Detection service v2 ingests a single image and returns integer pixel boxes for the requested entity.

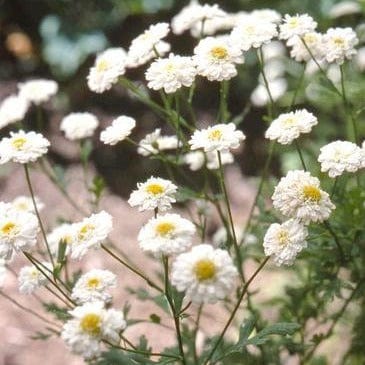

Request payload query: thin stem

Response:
[218,80,229,123]
[331,176,338,198]
[24,164,54,267]
[217,151,244,282]
[162,256,187,365]
[289,64,305,110]
[203,257,270,365]
[193,304,203,365]
[101,244,163,293]
[294,139,307,171]
[323,221,345,262]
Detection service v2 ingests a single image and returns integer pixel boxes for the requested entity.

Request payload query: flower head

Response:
[11,195,44,213]
[18,262,52,294]
[18,79,58,105]
[0,95,29,129]
[60,112,99,140]
[100,115,136,145]
[279,14,317,40]
[171,244,238,303]
[47,223,75,258]
[288,31,324,62]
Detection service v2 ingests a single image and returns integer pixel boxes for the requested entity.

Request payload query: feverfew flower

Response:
[322,27,358,64]
[137,129,181,156]
[263,219,308,266]
[171,244,238,304]
[87,48,127,93]
[184,151,205,171]
[265,109,318,145]
[70,211,113,260]
[60,112,99,140]
[318,140,364,178]
[193,37,244,81]
[100,116,136,145]
[230,15,278,51]
[272,170,335,224]
[128,177,177,212]
[287,32,324,62]
[18,262,52,294]
[61,302,126,359]
[47,223,75,258]
[189,123,245,153]
[251,78,287,107]
[18,79,58,105]
[145,54,197,94]
[171,2,226,36]
[71,269,117,304]
[0,130,50,164]
[127,23,170,68]
[0,95,29,129]
[11,195,44,213]
[206,150,234,169]
[0,204,39,259]
[138,213,196,256]
[279,14,317,40]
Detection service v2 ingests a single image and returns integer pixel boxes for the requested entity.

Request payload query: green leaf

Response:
[80,139,93,164]
[149,313,161,324]
[89,175,105,200]
[42,302,70,321]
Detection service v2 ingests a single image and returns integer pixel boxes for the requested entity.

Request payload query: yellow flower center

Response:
[11,137,27,150]
[208,129,223,141]
[87,277,100,289]
[210,46,228,60]
[245,25,255,35]
[277,230,289,246]
[333,37,345,46]
[78,224,95,241]
[283,117,296,126]
[288,18,299,28]
[80,313,101,336]
[96,59,109,72]
[1,222,17,235]
[304,33,316,44]
[155,222,175,236]
[302,185,321,202]
[194,259,216,281]
[165,63,175,72]
[145,183,164,195]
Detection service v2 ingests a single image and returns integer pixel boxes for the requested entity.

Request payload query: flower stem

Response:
[294,139,307,171]
[323,221,345,262]
[218,80,229,123]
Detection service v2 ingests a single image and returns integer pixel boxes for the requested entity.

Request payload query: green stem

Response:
[218,80,229,123]
[323,221,345,262]
[289,64,305,110]
[294,139,307,171]
[203,257,270,365]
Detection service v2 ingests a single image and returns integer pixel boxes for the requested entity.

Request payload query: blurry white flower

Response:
[171,244,238,304]
[87,48,127,93]
[70,211,113,260]
[279,14,317,40]
[47,223,74,258]
[11,195,44,213]
[265,109,318,145]
[18,262,52,294]
[100,115,136,145]
[318,140,365,178]
[261,41,286,60]
[329,1,361,18]
[18,79,58,105]
[128,176,177,212]
[190,13,237,38]
[272,170,335,224]
[193,36,244,81]
[288,32,324,62]
[250,9,282,24]
[355,46,365,71]
[206,150,234,169]
[322,27,358,64]
[0,95,29,129]
[0,130,50,164]
[61,302,126,359]
[250,78,287,107]
[60,112,99,140]
[138,213,195,256]
[145,53,197,94]
[212,225,257,247]
[263,219,308,266]
[184,151,205,171]
[189,123,245,153]
[71,269,117,304]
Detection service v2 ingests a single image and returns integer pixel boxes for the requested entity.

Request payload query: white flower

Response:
[61,302,126,359]
[138,213,195,256]
[47,223,75,258]
[87,48,127,93]
[70,211,113,260]
[250,78,287,107]
[0,130,50,164]
[206,150,234,169]
[100,115,136,145]
[18,262,52,294]
[272,170,335,224]
[137,129,181,156]
[212,225,257,247]
[265,109,318,144]
[171,244,238,304]
[184,151,205,171]
[279,14,317,40]
[0,95,29,129]
[322,27,358,64]
[193,36,244,81]
[11,195,44,213]
[145,53,197,94]
[71,269,117,304]
[171,1,226,36]
[287,32,324,62]
[318,140,365,178]
[250,9,282,24]
[263,219,308,266]
[127,23,170,68]
[0,204,39,259]
[329,1,361,18]
[189,123,245,153]
[18,79,58,105]
[60,112,99,140]
[128,176,177,212]
[190,13,237,38]
[230,15,278,51]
